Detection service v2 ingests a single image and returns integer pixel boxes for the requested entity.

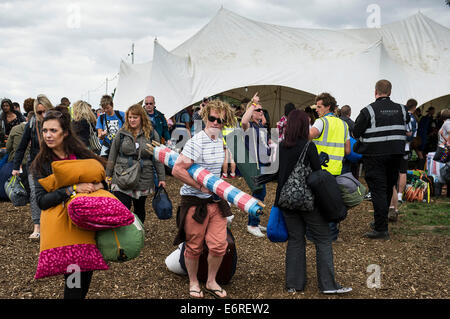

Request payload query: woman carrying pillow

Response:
[31,106,108,299]
[106,104,166,224]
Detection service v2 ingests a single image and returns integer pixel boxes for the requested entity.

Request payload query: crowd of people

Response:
[1,79,449,299]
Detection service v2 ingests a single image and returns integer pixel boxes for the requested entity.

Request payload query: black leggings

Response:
[113,191,148,223]
[64,271,93,299]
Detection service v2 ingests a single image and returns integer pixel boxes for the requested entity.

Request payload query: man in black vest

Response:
[354,80,409,239]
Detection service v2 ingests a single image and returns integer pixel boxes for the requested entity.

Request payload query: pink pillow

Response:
[68,190,134,231]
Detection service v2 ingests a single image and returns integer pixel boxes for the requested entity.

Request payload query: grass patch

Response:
[394,197,450,236]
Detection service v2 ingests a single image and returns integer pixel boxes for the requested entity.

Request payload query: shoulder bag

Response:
[278,141,315,211]
[114,134,143,190]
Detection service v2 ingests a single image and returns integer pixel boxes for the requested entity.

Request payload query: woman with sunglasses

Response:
[240,92,272,238]
[12,94,53,239]
[31,106,108,299]
[106,104,166,224]
[172,99,235,299]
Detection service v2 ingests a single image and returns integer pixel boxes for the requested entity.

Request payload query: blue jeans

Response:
[248,185,266,226]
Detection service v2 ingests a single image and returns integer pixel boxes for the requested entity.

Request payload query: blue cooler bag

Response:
[152,187,173,220]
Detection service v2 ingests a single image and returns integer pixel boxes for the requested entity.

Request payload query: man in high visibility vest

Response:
[309,93,351,242]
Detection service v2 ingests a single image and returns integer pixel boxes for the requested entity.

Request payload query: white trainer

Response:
[247,226,265,237]
[322,287,352,294]
[258,225,267,232]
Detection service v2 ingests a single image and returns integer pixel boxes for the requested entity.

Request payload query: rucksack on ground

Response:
[336,172,367,208]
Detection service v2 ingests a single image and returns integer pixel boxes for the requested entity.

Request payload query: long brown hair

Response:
[123,104,153,139]
[31,106,106,177]
[283,110,310,148]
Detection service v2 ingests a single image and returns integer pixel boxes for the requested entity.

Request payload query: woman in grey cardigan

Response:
[106,104,166,223]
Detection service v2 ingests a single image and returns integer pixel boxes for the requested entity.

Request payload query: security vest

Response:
[222,117,238,146]
[313,115,348,176]
[354,97,407,156]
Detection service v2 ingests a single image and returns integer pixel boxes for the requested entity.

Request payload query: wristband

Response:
[73,184,77,192]
[252,103,258,107]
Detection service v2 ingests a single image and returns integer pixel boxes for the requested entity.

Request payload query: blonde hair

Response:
[33,94,53,120]
[200,99,237,127]
[124,104,153,139]
[72,100,97,124]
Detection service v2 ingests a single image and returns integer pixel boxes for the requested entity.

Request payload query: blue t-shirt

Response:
[96,111,125,146]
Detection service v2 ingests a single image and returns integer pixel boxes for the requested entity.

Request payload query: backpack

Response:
[336,172,367,208]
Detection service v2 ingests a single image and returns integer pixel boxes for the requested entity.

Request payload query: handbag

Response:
[278,141,315,211]
[433,146,450,163]
[267,206,288,242]
[152,187,173,220]
[114,137,143,190]
[89,123,102,154]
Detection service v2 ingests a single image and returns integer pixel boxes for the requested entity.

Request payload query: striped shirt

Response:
[180,130,225,198]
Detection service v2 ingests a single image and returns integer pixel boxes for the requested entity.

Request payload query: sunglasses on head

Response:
[208,115,224,124]
[43,110,63,118]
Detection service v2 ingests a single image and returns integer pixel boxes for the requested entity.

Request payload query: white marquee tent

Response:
[113,8,450,122]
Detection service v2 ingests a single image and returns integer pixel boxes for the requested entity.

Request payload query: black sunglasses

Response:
[36,110,45,115]
[254,108,264,113]
[145,102,154,105]
[208,115,223,124]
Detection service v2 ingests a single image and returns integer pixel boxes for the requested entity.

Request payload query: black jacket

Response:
[353,97,409,156]
[13,116,41,170]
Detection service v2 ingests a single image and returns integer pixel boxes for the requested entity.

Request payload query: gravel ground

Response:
[0,175,449,300]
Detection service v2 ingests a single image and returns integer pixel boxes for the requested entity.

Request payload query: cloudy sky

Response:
[1,0,449,109]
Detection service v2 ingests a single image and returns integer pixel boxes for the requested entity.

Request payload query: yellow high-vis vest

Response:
[313,115,348,176]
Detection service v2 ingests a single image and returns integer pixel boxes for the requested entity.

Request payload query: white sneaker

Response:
[322,287,352,294]
[258,225,267,232]
[247,226,265,237]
